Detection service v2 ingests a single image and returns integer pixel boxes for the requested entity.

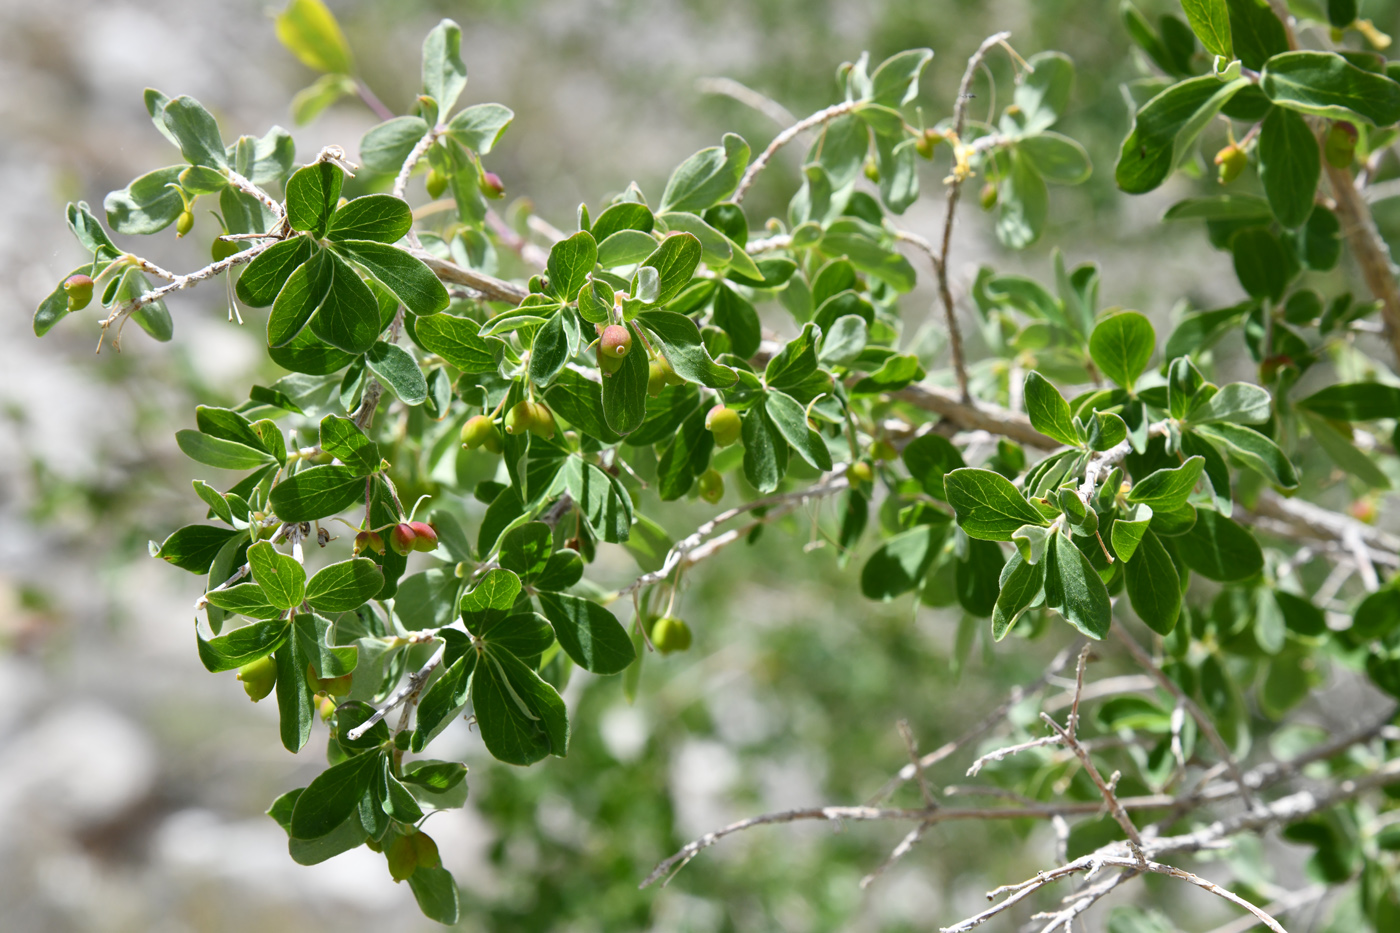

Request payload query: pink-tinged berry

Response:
[391,523,417,556]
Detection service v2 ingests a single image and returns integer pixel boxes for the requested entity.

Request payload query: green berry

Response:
[479,170,505,199]
[651,616,692,654]
[63,274,94,312]
[353,530,385,555]
[597,343,624,375]
[426,166,448,199]
[211,237,241,262]
[528,402,557,439]
[848,461,873,486]
[412,832,441,869]
[1214,144,1247,185]
[461,414,501,451]
[979,182,997,211]
[863,158,880,183]
[237,655,278,702]
[705,405,742,447]
[697,469,724,504]
[504,400,534,435]
[176,210,195,238]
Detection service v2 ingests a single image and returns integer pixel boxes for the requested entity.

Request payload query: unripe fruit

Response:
[391,523,418,557]
[871,439,898,462]
[647,360,668,397]
[528,402,556,439]
[386,833,418,882]
[505,400,534,435]
[411,831,441,869]
[979,182,998,211]
[1214,144,1247,185]
[353,530,385,556]
[597,344,624,375]
[63,274,94,312]
[321,673,353,697]
[697,468,724,503]
[461,414,502,452]
[316,694,337,721]
[409,521,439,553]
[914,130,938,159]
[425,166,448,199]
[600,324,632,359]
[848,461,874,485]
[1325,121,1359,169]
[863,158,880,183]
[705,405,742,447]
[651,616,692,654]
[176,210,195,238]
[479,171,505,199]
[211,237,241,262]
[237,655,277,702]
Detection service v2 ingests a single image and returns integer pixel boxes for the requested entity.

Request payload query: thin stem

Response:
[732,99,861,205]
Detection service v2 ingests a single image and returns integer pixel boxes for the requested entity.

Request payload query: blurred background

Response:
[3,0,1398,931]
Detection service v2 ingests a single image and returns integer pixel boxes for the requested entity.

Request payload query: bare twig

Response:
[1040,711,1146,861]
[1201,885,1326,933]
[935,31,1010,402]
[695,76,799,128]
[345,642,446,740]
[733,100,861,205]
[1326,159,1400,368]
[409,247,530,304]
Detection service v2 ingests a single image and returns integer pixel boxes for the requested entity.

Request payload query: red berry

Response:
[391,523,417,556]
[409,521,439,552]
[63,274,94,312]
[600,324,632,359]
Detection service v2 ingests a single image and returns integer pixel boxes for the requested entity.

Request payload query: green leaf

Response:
[1014,51,1076,132]
[267,247,332,347]
[1182,0,1233,59]
[460,568,522,625]
[1116,76,1249,193]
[1226,0,1289,70]
[326,195,412,244]
[445,103,515,155]
[1089,312,1155,392]
[861,526,945,600]
[655,406,712,500]
[1298,382,1400,420]
[819,314,868,366]
[1044,532,1112,639]
[1127,456,1205,511]
[236,237,314,308]
[660,134,750,214]
[176,430,276,471]
[274,627,315,752]
[290,72,356,125]
[161,95,227,169]
[1187,382,1273,424]
[1303,413,1390,489]
[104,166,185,235]
[1110,503,1154,562]
[995,148,1049,249]
[1261,50,1400,125]
[275,0,352,75]
[415,313,499,373]
[1163,194,1273,221]
[958,537,1007,618]
[556,458,633,544]
[542,368,622,445]
[870,48,933,107]
[269,464,366,522]
[764,390,833,472]
[359,116,429,174]
[601,323,649,435]
[637,311,738,388]
[1258,106,1320,229]
[395,569,462,632]
[1124,530,1181,635]
[116,268,174,342]
[305,559,384,612]
[309,252,383,354]
[247,541,307,611]
[365,341,428,406]
[421,19,468,113]
[537,592,634,675]
[206,582,282,621]
[319,415,380,475]
[712,283,761,359]
[473,646,569,765]
[742,404,787,494]
[286,162,344,237]
[154,525,242,574]
[527,311,569,389]
[903,434,965,499]
[333,239,450,317]
[197,619,290,672]
[1018,133,1092,185]
[819,220,917,292]
[290,752,383,841]
[637,233,703,306]
[1024,371,1081,447]
[1195,423,1299,488]
[1179,510,1262,581]
[545,231,598,303]
[992,551,1045,640]
[944,468,1051,541]
[408,867,461,924]
[499,522,552,579]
